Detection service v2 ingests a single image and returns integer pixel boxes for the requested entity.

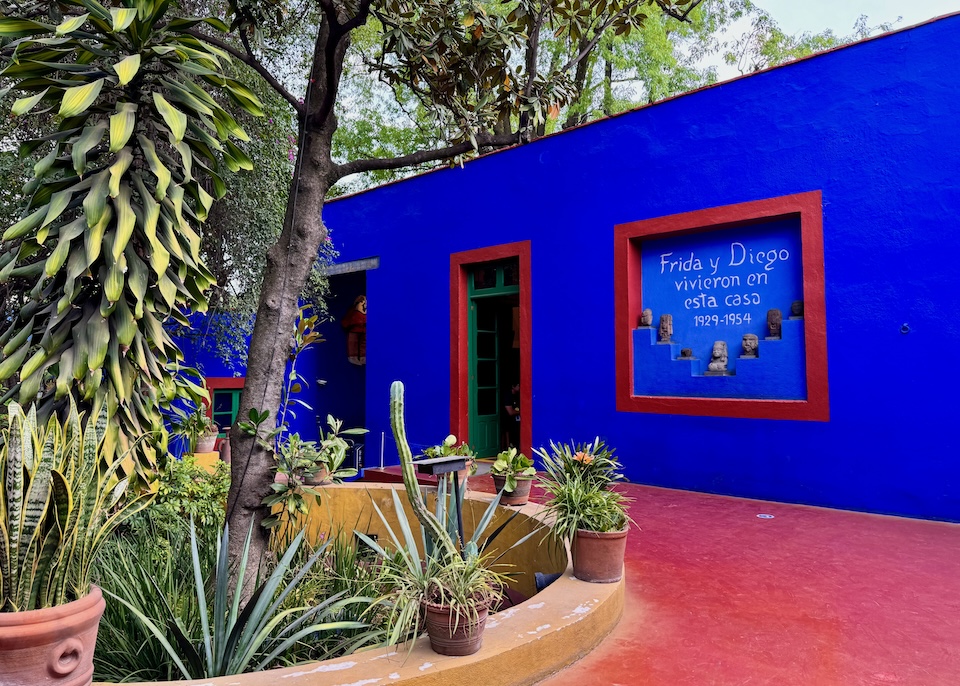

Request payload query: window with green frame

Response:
[211,388,242,436]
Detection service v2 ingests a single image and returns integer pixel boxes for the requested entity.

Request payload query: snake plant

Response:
[0,399,152,611]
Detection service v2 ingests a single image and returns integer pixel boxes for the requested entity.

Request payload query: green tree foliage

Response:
[724,7,898,75]
[0,1,261,475]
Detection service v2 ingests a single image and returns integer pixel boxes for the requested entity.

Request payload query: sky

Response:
[751,0,960,35]
[709,0,960,79]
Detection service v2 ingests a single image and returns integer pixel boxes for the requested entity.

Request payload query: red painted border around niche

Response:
[451,241,533,456]
[614,191,829,422]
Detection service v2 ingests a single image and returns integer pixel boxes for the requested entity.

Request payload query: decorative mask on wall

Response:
[341,295,367,365]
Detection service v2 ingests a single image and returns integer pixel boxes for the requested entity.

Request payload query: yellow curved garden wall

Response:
[279,483,566,599]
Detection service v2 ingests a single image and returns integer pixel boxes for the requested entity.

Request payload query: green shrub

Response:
[152,453,230,531]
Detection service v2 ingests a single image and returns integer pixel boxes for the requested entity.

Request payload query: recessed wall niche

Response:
[614,192,829,421]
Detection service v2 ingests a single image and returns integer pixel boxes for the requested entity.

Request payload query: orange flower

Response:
[573,451,593,465]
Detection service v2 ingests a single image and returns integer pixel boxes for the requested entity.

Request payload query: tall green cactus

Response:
[389,381,457,561]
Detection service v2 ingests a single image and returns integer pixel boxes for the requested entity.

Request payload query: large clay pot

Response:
[422,599,490,656]
[196,433,219,453]
[492,475,534,506]
[572,527,629,583]
[0,585,105,686]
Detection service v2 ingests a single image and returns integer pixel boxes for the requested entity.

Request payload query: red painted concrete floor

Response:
[361,469,960,685]
[534,483,960,686]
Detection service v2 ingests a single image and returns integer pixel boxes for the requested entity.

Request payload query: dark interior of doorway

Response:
[473,293,520,457]
[316,270,366,471]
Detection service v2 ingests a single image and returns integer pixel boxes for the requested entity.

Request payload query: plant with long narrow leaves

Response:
[536,438,633,543]
[103,519,373,678]
[93,511,214,682]
[0,0,261,477]
[354,381,540,645]
[0,398,152,611]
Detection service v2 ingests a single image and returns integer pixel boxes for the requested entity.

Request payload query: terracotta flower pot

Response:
[492,474,534,506]
[196,434,219,453]
[304,465,331,486]
[573,527,629,583]
[0,585,105,686]
[422,599,490,656]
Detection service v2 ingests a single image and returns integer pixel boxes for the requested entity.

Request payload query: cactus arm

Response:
[389,381,457,560]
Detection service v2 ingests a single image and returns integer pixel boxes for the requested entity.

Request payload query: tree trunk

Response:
[603,58,614,116]
[225,129,335,589]
[225,6,349,599]
[562,39,593,130]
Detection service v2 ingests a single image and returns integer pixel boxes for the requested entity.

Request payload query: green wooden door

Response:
[467,260,519,457]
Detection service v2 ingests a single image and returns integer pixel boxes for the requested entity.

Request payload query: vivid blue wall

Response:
[321,17,960,520]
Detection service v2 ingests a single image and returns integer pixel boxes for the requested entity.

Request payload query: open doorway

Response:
[316,263,371,472]
[451,243,531,458]
[469,262,520,457]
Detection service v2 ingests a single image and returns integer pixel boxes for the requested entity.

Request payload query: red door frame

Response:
[451,241,532,456]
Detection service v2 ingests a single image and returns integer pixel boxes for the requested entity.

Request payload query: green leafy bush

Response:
[151,453,230,532]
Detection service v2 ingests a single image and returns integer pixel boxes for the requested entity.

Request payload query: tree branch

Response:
[560,1,644,75]
[333,132,519,180]
[654,0,706,23]
[341,0,373,33]
[185,28,305,116]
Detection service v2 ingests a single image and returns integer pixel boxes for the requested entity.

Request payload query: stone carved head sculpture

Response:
[680,348,693,359]
[707,341,728,372]
[639,308,653,327]
[658,314,673,342]
[767,309,782,338]
[742,334,759,356]
[791,300,804,317]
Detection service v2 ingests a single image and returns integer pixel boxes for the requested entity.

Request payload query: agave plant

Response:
[0,1,261,474]
[0,398,151,612]
[354,381,540,646]
[104,520,374,678]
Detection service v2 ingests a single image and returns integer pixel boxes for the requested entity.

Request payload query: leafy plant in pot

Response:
[0,401,151,686]
[535,438,633,583]
[254,415,365,531]
[490,448,536,506]
[171,403,219,454]
[355,381,536,656]
[423,433,475,489]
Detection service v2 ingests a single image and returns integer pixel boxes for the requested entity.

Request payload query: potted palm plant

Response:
[535,438,632,583]
[490,448,537,506]
[0,400,151,686]
[356,382,533,656]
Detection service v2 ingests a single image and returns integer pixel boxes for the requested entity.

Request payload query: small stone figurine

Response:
[658,314,673,343]
[741,334,759,358]
[790,300,804,319]
[680,348,694,359]
[766,309,782,339]
[706,341,729,374]
[638,308,654,328]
